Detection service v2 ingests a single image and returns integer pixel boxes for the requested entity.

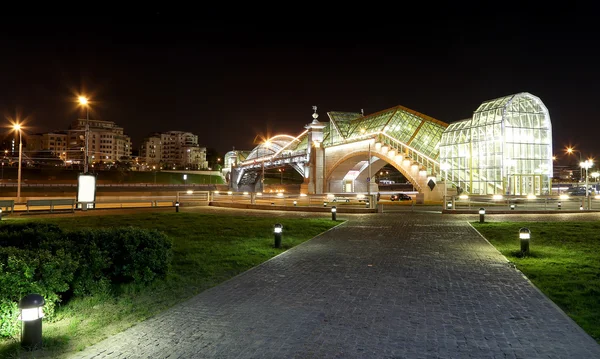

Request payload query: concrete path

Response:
[69,211,600,358]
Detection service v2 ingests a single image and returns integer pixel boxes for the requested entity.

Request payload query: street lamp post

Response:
[78,96,90,173]
[14,124,22,203]
[581,160,593,209]
[566,147,583,182]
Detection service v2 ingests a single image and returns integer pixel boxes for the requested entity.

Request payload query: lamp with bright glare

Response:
[13,124,23,203]
[331,205,337,221]
[479,207,485,223]
[519,227,531,255]
[273,223,283,248]
[580,159,593,209]
[78,96,90,173]
[18,293,45,350]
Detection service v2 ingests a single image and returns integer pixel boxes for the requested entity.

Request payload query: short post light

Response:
[446,201,452,209]
[323,201,327,207]
[18,293,45,350]
[557,201,561,210]
[0,208,3,220]
[510,203,515,210]
[293,200,297,207]
[365,201,370,208]
[175,201,180,212]
[519,227,531,256]
[479,207,485,223]
[331,206,337,221]
[273,223,283,248]
[580,202,584,211]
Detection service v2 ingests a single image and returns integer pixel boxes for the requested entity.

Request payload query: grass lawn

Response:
[0,212,341,358]
[472,221,600,343]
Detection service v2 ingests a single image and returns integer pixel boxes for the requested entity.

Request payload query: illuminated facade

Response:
[139,131,208,169]
[439,92,552,195]
[69,119,132,164]
[232,92,552,198]
[26,132,68,161]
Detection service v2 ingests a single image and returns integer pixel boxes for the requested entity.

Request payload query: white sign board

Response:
[77,174,97,209]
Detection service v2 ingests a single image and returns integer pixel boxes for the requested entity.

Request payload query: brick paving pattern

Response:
[69,210,600,358]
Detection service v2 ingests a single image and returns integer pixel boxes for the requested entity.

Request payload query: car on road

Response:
[390,193,412,201]
[332,197,350,203]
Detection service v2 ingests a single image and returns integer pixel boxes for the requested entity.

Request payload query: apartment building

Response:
[68,119,132,164]
[25,131,69,160]
[139,131,208,169]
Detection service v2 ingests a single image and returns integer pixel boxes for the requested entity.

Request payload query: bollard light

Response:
[323,201,328,207]
[0,208,2,220]
[510,204,515,210]
[293,200,297,207]
[331,206,337,221]
[175,201,180,212]
[446,202,452,209]
[18,293,45,350]
[479,207,485,223]
[580,204,584,211]
[273,223,283,248]
[558,201,562,210]
[519,227,531,255]
[366,201,370,208]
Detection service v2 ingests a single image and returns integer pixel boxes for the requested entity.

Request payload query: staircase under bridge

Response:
[230,105,455,202]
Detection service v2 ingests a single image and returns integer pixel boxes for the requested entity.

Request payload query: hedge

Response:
[0,223,172,338]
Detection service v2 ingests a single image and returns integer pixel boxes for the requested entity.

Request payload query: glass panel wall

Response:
[439,93,553,195]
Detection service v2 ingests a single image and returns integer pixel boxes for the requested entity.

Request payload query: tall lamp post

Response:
[581,159,593,209]
[14,124,22,203]
[78,96,90,173]
[566,147,582,182]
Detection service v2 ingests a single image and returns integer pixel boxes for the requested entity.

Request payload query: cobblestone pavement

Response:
[69,209,600,359]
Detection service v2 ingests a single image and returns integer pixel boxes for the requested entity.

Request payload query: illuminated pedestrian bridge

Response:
[228,92,553,202]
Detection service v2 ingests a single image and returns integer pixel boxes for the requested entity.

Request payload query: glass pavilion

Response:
[439,92,553,195]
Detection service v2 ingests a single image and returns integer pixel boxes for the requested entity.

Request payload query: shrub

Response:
[65,230,112,296]
[0,222,64,250]
[0,224,172,338]
[95,227,172,284]
[0,246,76,337]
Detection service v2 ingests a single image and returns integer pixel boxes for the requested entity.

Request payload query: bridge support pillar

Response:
[305,145,324,194]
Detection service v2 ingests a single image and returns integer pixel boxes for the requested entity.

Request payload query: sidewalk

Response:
[69,211,600,358]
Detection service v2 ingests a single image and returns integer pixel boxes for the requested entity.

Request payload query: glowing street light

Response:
[566,147,583,181]
[580,159,593,209]
[13,123,22,203]
[78,96,90,173]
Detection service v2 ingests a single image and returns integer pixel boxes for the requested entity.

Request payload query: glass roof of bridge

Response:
[244,105,448,161]
[326,106,448,159]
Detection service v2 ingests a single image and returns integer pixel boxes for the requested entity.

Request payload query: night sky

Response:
[1,10,598,167]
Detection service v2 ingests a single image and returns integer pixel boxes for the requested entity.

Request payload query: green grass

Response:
[472,221,600,343]
[0,212,341,358]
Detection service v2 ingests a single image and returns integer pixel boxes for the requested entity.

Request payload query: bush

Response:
[0,222,64,250]
[92,227,172,284]
[0,246,76,337]
[0,223,173,338]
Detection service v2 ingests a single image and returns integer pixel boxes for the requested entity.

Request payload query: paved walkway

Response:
[69,210,600,358]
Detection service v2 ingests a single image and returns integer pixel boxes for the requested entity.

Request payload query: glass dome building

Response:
[439,92,553,195]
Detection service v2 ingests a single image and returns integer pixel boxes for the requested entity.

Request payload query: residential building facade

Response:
[139,131,208,169]
[68,119,132,165]
[26,132,68,161]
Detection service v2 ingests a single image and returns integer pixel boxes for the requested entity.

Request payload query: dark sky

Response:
[0,9,598,166]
